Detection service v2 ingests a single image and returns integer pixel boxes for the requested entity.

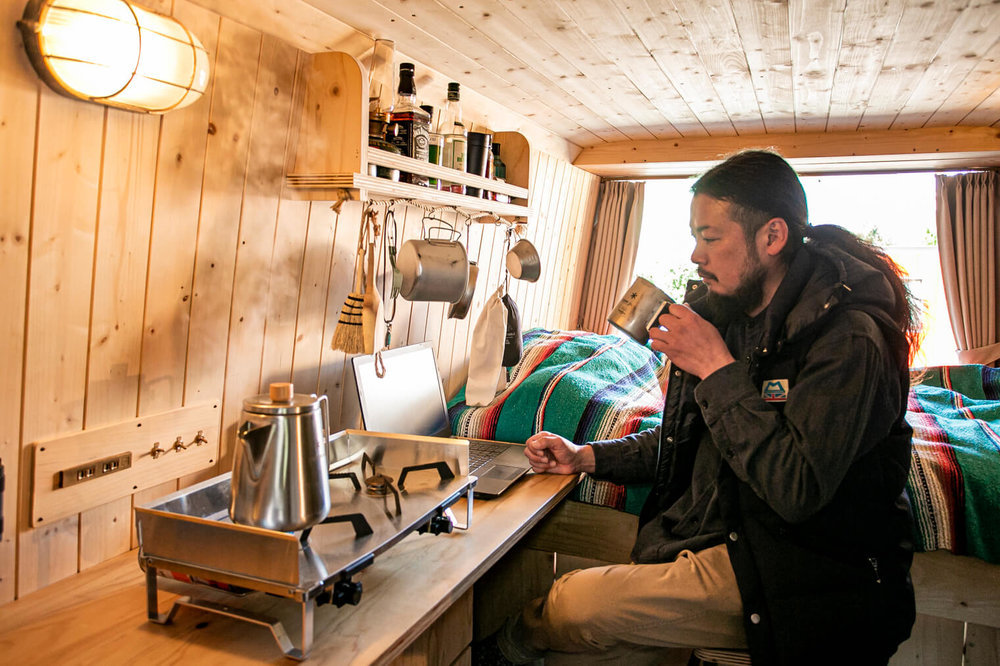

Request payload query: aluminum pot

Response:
[607,276,675,344]
[505,238,541,282]
[448,261,478,319]
[229,382,331,532]
[397,226,469,302]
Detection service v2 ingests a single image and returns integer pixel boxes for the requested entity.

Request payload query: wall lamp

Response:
[17,0,211,113]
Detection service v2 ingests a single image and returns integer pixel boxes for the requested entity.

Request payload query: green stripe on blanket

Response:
[907,365,1000,564]
[449,328,664,511]
[450,330,1000,565]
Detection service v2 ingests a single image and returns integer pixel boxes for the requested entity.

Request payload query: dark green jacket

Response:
[593,239,916,664]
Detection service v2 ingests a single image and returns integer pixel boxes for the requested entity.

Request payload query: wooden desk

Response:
[0,472,577,665]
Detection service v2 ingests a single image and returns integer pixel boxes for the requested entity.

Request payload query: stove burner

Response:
[361,452,401,517]
[364,472,395,496]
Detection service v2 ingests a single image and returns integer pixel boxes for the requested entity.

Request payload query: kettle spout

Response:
[237,421,274,477]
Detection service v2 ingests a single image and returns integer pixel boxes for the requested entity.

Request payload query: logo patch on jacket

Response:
[761,379,789,402]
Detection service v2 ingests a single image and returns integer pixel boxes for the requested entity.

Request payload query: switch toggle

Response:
[59,452,132,488]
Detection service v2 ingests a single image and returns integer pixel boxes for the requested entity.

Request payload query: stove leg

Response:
[143,564,311,659]
[145,564,186,624]
[450,485,475,530]
[301,599,314,658]
[145,564,162,621]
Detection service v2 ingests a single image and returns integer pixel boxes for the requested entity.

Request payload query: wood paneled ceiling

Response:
[299,0,1000,149]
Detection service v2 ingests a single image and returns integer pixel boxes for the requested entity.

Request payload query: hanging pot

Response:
[397,222,469,302]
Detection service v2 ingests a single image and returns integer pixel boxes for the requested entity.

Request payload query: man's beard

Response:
[705,255,768,319]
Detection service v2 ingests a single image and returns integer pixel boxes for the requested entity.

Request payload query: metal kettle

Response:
[229,382,331,532]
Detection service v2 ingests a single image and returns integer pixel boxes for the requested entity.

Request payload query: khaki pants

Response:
[500,544,748,665]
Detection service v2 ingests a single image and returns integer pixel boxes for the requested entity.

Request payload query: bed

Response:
[450,328,1000,662]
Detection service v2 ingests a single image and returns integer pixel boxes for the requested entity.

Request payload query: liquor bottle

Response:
[440,82,467,194]
[491,142,509,203]
[389,63,430,186]
[421,104,443,189]
[366,39,400,181]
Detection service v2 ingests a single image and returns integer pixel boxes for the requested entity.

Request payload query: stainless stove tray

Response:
[136,430,474,596]
[135,430,476,659]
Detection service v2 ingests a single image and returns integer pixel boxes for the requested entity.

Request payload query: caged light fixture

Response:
[17,0,211,114]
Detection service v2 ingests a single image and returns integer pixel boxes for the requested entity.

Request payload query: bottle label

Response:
[412,123,429,162]
[450,137,466,171]
[389,112,431,185]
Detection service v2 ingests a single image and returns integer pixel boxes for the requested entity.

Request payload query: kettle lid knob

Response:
[269,382,294,403]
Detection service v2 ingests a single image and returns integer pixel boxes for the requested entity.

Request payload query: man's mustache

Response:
[697,269,716,281]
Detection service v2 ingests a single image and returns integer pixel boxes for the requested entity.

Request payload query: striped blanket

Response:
[906,365,1000,564]
[449,329,1000,564]
[448,328,664,514]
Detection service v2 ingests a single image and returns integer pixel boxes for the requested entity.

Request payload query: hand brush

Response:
[331,246,366,354]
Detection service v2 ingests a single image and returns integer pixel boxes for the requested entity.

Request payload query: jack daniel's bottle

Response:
[389,63,430,186]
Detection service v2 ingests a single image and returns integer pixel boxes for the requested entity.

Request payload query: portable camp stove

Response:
[135,430,475,660]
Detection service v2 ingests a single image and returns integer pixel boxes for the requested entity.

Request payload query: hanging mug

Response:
[505,238,541,282]
[397,220,469,302]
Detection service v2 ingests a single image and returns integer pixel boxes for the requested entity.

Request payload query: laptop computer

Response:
[351,342,532,497]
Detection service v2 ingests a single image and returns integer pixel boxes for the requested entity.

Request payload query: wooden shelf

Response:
[287,149,531,217]
[284,51,532,220]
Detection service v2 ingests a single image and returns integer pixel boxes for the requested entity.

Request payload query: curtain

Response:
[935,170,1000,365]
[578,180,645,333]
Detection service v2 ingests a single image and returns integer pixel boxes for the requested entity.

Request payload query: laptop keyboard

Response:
[468,440,510,474]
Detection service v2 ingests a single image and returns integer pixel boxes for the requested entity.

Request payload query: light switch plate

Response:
[32,402,220,527]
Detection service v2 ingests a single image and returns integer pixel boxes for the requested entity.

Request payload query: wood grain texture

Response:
[889,613,965,665]
[0,0,594,606]
[0,473,577,664]
[32,403,221,526]
[965,623,1000,666]
[200,0,1000,149]
[0,0,38,605]
[911,550,1000,628]
[574,126,1000,178]
[179,18,260,477]
[18,84,104,596]
[79,104,159,569]
[218,33,299,470]
[139,1,219,418]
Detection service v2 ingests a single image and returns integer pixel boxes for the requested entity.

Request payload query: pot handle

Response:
[421,216,461,243]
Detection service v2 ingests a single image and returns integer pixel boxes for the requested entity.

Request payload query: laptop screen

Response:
[352,342,452,438]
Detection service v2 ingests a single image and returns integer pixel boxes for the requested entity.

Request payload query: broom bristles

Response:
[332,292,366,353]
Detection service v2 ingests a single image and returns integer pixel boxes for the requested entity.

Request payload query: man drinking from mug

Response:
[487,150,918,665]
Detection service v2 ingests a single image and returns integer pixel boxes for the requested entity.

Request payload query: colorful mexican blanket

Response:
[906,364,1000,564]
[448,328,664,514]
[450,329,1000,564]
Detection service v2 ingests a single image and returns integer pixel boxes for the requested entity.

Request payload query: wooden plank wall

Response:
[0,0,599,604]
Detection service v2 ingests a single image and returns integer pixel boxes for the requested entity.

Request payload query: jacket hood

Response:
[763,238,900,351]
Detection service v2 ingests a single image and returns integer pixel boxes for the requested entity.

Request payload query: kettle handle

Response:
[319,394,330,464]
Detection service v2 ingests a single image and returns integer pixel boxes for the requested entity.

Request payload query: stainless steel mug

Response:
[505,238,541,282]
[397,223,469,302]
[607,276,675,344]
[230,382,331,532]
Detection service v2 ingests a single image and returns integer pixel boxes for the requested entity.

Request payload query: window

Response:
[634,173,958,367]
